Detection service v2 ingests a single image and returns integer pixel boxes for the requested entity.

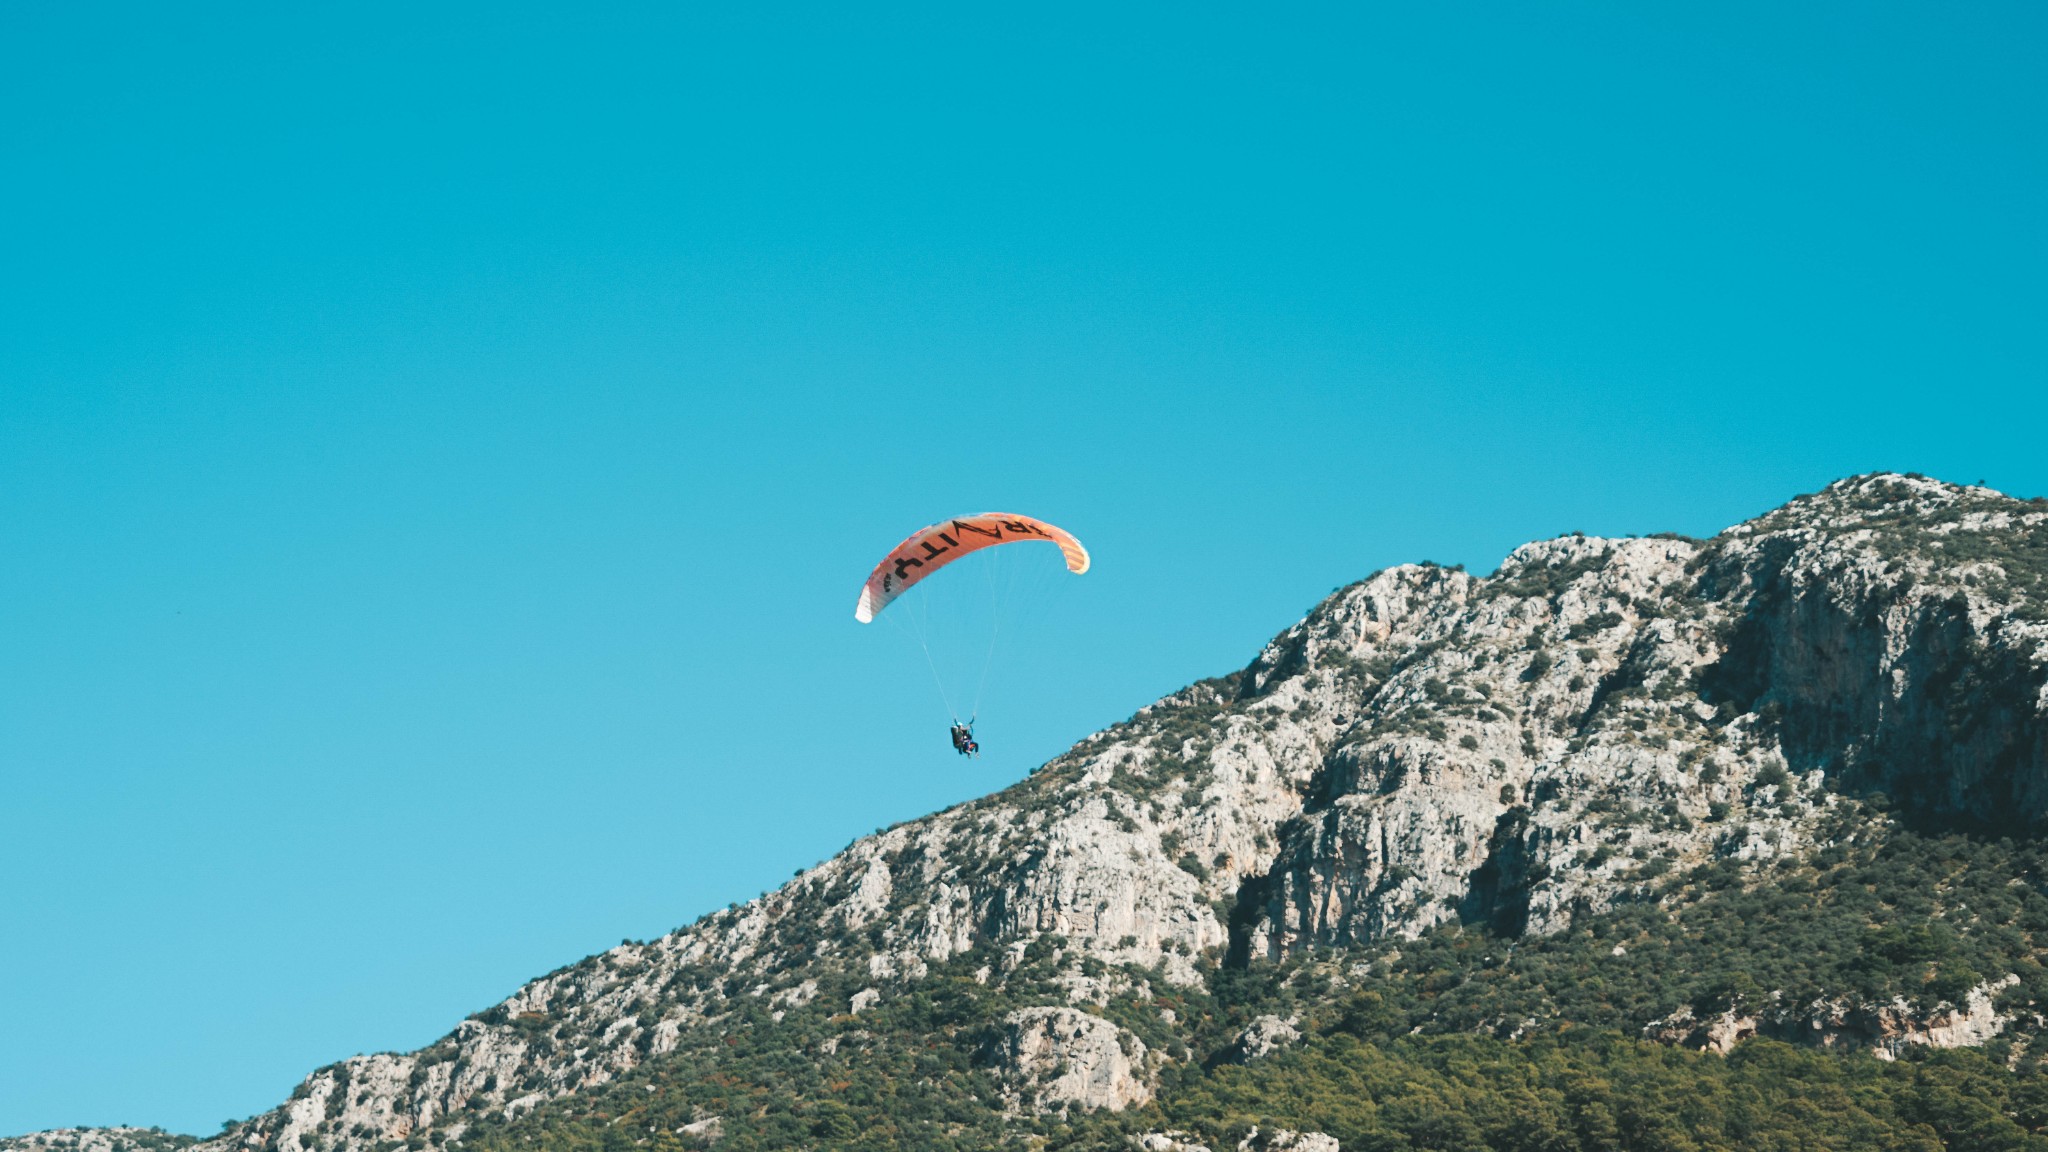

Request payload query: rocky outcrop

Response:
[1134,1134,1214,1152]
[1238,534,1829,957]
[675,1116,721,1146]
[1220,1014,1301,1064]
[987,1007,1152,1114]
[1646,974,2022,1058]
[1237,1130,1340,1152]
[0,1132,193,1152]
[13,474,2044,1150]
[1698,479,2048,828]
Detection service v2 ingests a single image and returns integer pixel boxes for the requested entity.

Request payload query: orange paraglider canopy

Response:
[855,513,1088,623]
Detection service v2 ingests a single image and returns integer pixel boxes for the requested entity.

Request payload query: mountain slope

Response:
[9,473,2047,1152]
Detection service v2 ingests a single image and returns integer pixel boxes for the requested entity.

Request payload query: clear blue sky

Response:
[3,0,2043,1134]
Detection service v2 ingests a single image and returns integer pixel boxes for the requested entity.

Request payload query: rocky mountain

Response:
[10,473,2048,1152]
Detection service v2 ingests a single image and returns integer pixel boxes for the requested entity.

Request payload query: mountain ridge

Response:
[10,472,2047,1151]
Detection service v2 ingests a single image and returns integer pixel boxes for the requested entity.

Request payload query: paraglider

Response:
[854,514,1088,624]
[855,513,1089,757]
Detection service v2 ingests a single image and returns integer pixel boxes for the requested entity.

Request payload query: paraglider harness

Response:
[950,721,979,758]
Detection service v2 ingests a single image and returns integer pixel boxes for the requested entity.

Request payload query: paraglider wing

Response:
[854,513,1089,623]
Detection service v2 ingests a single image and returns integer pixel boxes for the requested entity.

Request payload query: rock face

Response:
[9,474,2045,1150]
[987,1007,1152,1114]
[1233,476,2045,960]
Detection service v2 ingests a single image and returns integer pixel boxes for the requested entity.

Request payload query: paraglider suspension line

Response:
[970,553,1004,726]
[904,599,961,724]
